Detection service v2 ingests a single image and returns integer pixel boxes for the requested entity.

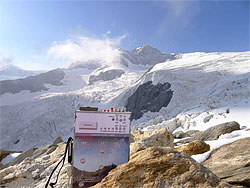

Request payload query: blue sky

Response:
[0,0,249,70]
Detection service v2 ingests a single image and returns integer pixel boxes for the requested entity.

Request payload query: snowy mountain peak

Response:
[134,44,163,55]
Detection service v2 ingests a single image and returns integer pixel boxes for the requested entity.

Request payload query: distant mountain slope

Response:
[0,47,249,151]
[0,69,65,95]
[0,65,42,81]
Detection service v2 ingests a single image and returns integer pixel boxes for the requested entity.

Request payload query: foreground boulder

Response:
[203,137,250,187]
[94,147,230,188]
[176,140,210,156]
[178,121,240,144]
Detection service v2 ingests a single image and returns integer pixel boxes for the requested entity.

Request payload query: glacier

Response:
[0,45,249,151]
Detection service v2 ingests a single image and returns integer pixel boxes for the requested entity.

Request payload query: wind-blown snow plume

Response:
[0,54,12,70]
[48,34,127,68]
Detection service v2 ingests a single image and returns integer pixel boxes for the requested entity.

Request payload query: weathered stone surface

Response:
[203,137,250,187]
[173,131,189,139]
[178,121,240,144]
[126,81,173,120]
[176,140,210,156]
[93,147,230,188]
[132,128,174,148]
[53,136,64,145]
[130,128,174,157]
[130,142,145,156]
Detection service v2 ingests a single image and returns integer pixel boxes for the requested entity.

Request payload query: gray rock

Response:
[178,121,240,144]
[173,131,189,139]
[126,81,173,120]
[203,137,250,187]
[203,114,214,123]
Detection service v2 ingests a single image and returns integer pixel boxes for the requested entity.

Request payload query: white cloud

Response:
[0,54,12,69]
[157,1,200,35]
[48,34,127,68]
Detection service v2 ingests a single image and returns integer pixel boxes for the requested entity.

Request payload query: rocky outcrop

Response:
[178,121,240,144]
[93,147,230,188]
[203,137,250,187]
[176,140,210,156]
[126,81,173,120]
[89,69,124,84]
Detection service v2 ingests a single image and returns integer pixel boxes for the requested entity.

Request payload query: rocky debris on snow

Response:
[126,81,173,120]
[176,140,210,156]
[89,69,124,85]
[203,137,250,187]
[178,121,240,144]
[203,114,214,123]
[93,146,231,188]
[173,131,189,139]
[185,130,200,137]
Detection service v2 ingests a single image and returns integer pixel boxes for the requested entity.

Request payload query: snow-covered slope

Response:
[0,48,249,151]
[132,52,250,131]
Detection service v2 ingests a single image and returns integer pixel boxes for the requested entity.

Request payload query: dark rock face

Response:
[89,69,124,85]
[178,121,241,144]
[126,81,173,120]
[0,69,65,95]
